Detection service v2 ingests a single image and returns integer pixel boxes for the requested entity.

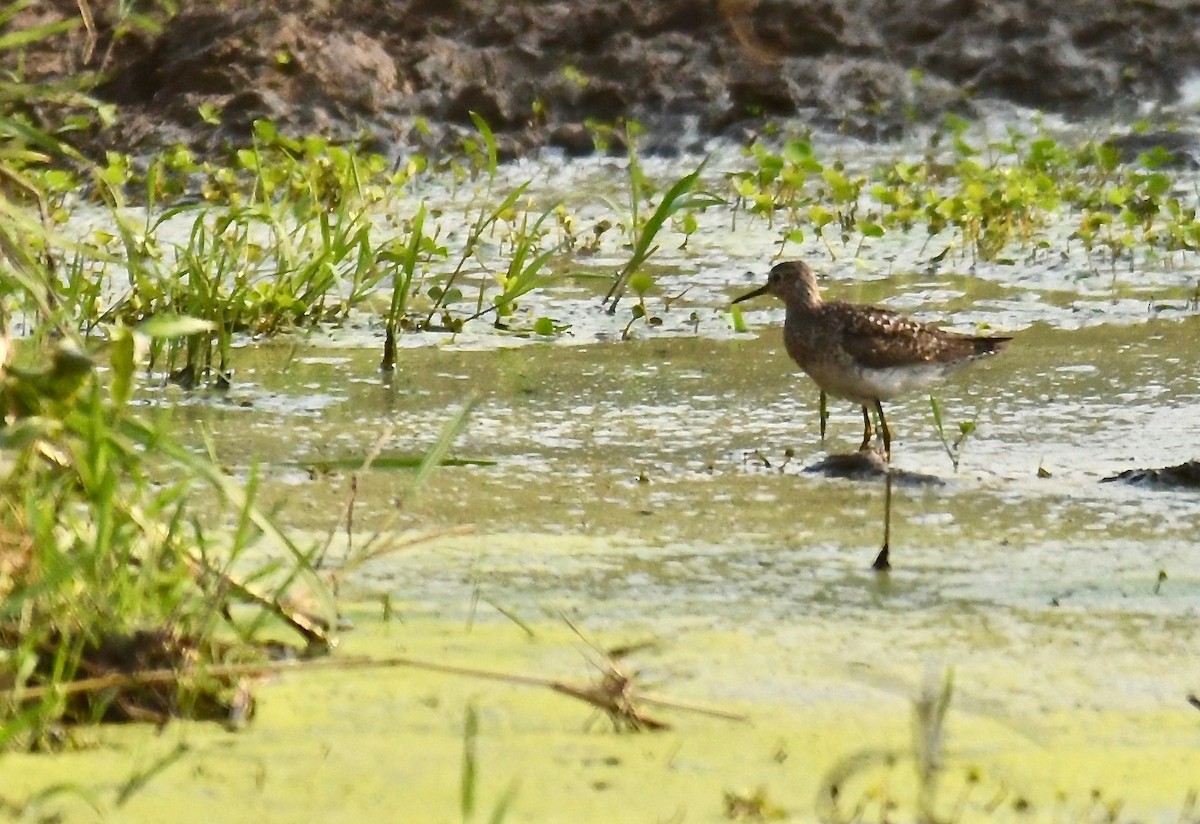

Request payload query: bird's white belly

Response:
[804,361,956,404]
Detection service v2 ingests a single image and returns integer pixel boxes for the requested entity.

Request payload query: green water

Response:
[10,311,1193,821]
[12,136,1200,822]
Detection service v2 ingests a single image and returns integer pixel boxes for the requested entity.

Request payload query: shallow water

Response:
[15,121,1200,821]
[81,304,1198,820]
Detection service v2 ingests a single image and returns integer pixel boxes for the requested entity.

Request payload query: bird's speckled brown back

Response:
[817,301,1010,371]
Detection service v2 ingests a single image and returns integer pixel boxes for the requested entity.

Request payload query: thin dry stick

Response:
[555,613,689,730]
[183,550,330,648]
[87,498,332,649]
[350,401,476,564]
[316,424,394,570]
[558,610,656,663]
[7,654,747,724]
[314,421,477,586]
[75,0,97,64]
[325,524,475,590]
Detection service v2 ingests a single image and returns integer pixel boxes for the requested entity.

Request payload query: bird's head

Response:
[732,260,821,308]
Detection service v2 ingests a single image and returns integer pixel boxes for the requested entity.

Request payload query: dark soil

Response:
[11,0,1200,158]
[1102,460,1200,488]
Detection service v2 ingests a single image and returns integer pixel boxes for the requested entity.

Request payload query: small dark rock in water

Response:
[1105,131,1200,168]
[805,450,889,479]
[803,451,942,486]
[1101,460,1200,488]
[548,123,597,157]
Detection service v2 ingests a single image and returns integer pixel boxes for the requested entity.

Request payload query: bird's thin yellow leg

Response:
[858,405,874,451]
[874,400,892,461]
[874,470,892,571]
[873,399,893,571]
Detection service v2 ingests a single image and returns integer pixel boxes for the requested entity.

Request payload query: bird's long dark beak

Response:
[732,283,770,304]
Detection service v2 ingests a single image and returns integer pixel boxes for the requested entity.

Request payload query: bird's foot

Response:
[858,440,889,462]
[871,544,891,571]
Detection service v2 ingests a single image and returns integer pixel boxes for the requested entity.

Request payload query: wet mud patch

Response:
[1102,459,1200,488]
[18,0,1200,156]
[799,450,945,487]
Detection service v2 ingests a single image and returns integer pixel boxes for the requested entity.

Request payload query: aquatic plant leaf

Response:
[603,156,712,309]
[468,111,498,178]
[136,314,215,339]
[629,272,654,295]
[809,204,833,228]
[109,327,135,409]
[729,305,748,334]
[0,17,77,51]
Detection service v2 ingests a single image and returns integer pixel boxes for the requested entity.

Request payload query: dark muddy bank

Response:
[15,0,1200,158]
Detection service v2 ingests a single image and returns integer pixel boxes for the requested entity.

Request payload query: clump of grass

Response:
[602,123,721,322]
[733,117,1200,273]
[85,123,425,386]
[816,671,956,824]
[0,322,334,749]
[0,42,335,744]
[416,114,563,338]
[380,202,433,370]
[813,669,1062,824]
[83,113,566,380]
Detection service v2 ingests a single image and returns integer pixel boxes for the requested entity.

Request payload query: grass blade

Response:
[461,703,479,821]
[406,397,477,501]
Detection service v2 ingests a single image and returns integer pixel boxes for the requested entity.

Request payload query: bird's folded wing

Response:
[832,304,960,369]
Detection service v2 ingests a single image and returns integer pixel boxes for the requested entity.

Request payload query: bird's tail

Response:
[974,336,1012,356]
